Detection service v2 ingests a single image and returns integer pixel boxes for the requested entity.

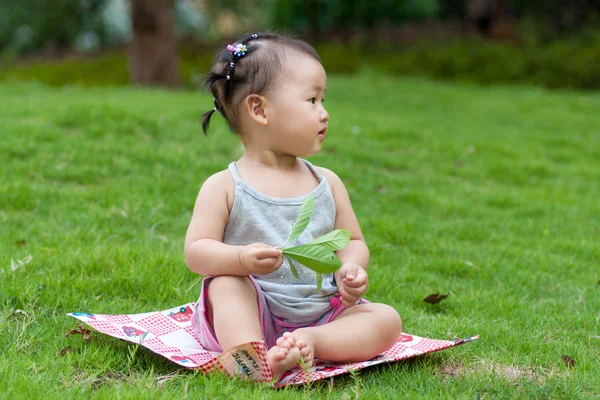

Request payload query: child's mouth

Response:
[317,127,327,138]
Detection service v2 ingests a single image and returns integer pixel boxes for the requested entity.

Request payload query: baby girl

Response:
[185,32,401,376]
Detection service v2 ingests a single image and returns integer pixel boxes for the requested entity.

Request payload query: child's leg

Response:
[205,276,263,348]
[205,276,303,375]
[291,303,402,365]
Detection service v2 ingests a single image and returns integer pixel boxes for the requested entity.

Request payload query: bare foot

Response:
[290,329,316,369]
[267,332,301,375]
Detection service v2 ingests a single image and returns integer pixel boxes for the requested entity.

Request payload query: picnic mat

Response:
[67,303,478,387]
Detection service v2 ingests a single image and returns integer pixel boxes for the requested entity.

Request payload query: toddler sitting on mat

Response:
[185,32,402,376]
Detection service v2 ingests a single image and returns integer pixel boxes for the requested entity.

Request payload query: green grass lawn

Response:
[1,74,599,399]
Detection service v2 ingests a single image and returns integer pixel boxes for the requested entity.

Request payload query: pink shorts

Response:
[191,275,360,352]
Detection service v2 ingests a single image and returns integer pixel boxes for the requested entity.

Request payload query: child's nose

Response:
[320,107,329,123]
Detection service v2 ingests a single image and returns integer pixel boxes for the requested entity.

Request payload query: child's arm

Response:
[317,167,370,268]
[318,167,370,307]
[184,171,282,276]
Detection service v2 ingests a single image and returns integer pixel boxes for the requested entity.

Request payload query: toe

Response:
[300,346,311,357]
[283,332,296,346]
[274,349,287,361]
[296,340,307,350]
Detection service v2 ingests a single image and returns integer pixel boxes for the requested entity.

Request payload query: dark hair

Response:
[201,32,321,135]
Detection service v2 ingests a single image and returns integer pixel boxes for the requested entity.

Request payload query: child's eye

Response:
[309,98,316,104]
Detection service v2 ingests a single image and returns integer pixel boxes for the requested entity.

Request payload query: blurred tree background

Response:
[0,0,598,89]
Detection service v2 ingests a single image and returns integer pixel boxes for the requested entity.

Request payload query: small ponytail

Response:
[201,108,216,136]
[200,34,263,135]
[201,97,224,135]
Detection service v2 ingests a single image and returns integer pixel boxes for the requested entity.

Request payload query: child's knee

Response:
[207,276,256,301]
[376,304,402,340]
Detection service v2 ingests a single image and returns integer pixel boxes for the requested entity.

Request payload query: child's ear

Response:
[244,94,268,126]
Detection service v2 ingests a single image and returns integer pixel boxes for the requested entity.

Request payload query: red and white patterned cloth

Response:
[68,304,478,387]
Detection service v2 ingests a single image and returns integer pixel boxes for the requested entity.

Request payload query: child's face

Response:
[265,54,329,157]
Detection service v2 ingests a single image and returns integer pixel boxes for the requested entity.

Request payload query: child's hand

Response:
[335,263,368,308]
[239,243,283,275]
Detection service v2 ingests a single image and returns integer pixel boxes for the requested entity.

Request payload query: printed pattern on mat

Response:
[136,313,181,337]
[186,351,217,367]
[84,319,128,339]
[253,341,273,382]
[410,338,452,353]
[67,303,478,387]
[103,314,135,324]
[182,325,202,345]
[142,337,185,355]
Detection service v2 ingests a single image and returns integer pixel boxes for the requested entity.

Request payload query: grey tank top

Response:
[223,159,339,324]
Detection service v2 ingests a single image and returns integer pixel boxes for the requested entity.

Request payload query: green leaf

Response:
[303,229,351,251]
[282,244,342,274]
[281,195,315,248]
[285,255,299,279]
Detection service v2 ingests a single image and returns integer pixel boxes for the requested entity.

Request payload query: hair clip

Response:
[227,43,248,57]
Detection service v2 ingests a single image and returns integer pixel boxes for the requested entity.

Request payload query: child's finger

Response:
[343,272,367,288]
[339,287,359,307]
[340,294,357,308]
[340,298,354,308]
[258,257,280,269]
[255,248,282,260]
[342,284,366,297]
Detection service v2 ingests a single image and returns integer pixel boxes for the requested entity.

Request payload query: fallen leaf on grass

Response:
[66,323,93,341]
[59,346,74,357]
[14,239,27,247]
[423,293,449,304]
[561,355,575,367]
